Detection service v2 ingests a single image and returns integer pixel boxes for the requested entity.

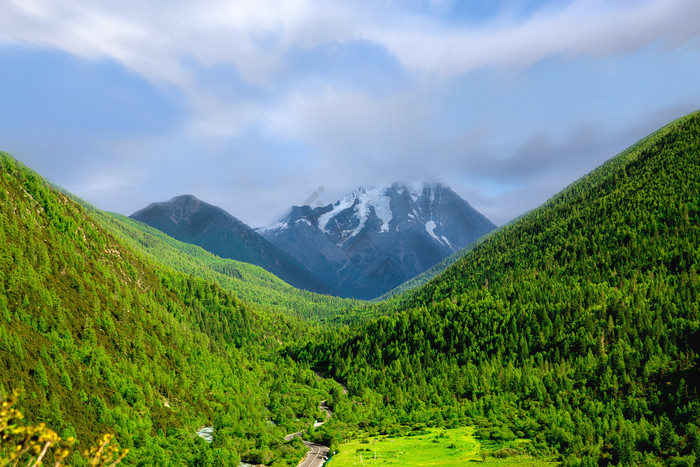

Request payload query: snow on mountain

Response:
[318,186,393,242]
[258,182,496,299]
[425,219,440,243]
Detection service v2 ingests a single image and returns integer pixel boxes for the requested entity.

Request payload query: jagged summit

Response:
[258,182,496,299]
[130,184,495,299]
[263,182,490,249]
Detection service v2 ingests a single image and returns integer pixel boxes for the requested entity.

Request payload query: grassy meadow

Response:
[326,427,556,466]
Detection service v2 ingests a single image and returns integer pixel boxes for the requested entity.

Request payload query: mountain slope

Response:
[375,229,496,301]
[260,183,496,299]
[0,153,338,465]
[92,210,365,325]
[306,111,700,465]
[376,214,525,301]
[131,195,331,294]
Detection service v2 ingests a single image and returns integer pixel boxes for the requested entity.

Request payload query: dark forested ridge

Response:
[130,194,331,295]
[0,153,343,465]
[300,111,700,465]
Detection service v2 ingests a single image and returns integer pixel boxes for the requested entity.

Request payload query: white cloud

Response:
[0,0,347,86]
[1,0,698,227]
[2,0,698,88]
[268,87,441,181]
[1,0,697,140]
[367,0,700,78]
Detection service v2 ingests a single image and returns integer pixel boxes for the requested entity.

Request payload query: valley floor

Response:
[325,427,556,466]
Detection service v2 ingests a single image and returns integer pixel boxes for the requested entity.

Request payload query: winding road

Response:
[287,400,333,467]
[197,397,335,465]
[298,441,330,467]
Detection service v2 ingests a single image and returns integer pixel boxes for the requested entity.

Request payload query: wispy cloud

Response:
[0,0,698,226]
[2,0,698,139]
[371,0,700,78]
[3,0,698,88]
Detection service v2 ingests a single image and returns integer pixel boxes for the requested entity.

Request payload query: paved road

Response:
[290,400,333,466]
[298,441,329,467]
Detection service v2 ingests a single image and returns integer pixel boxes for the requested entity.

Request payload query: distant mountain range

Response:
[258,183,496,299]
[130,184,495,299]
[130,194,330,294]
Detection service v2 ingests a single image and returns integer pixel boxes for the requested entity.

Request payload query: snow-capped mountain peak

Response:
[317,186,393,242]
[257,182,496,299]
[260,182,481,248]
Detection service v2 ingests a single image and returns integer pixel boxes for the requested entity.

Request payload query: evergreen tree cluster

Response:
[0,153,337,465]
[300,112,700,465]
[2,111,699,466]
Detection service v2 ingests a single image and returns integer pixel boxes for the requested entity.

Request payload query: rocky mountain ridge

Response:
[258,182,496,299]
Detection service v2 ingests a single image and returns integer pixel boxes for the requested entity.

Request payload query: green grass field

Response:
[326,427,555,466]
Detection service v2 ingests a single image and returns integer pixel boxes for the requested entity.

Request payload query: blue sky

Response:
[0,0,699,227]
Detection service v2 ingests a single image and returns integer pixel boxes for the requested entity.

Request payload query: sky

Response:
[0,0,699,228]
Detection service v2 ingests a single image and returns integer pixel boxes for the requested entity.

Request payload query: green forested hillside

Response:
[302,112,700,465]
[3,111,700,466]
[89,211,364,325]
[0,153,342,465]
